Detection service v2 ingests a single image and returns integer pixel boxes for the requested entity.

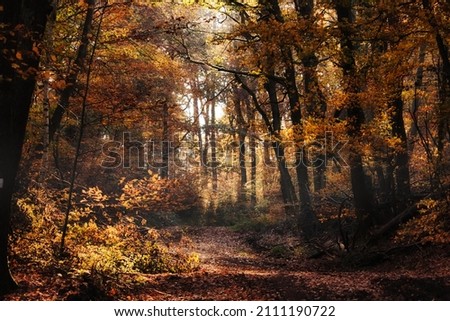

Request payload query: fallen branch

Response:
[368,202,422,245]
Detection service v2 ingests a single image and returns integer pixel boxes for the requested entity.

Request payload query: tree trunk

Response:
[247,101,257,206]
[262,0,317,234]
[257,0,298,214]
[378,11,411,203]
[49,0,95,142]
[210,100,218,192]
[408,44,427,153]
[264,78,298,211]
[391,85,411,201]
[296,0,327,192]
[0,0,52,293]
[304,56,327,192]
[283,51,316,237]
[60,4,104,255]
[160,102,170,178]
[191,79,204,169]
[335,1,374,220]
[233,87,248,202]
[201,103,210,174]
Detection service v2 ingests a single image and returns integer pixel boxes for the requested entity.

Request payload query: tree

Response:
[0,0,52,292]
[421,0,450,186]
[295,0,328,192]
[48,0,96,143]
[256,0,317,236]
[334,0,374,222]
[232,85,249,202]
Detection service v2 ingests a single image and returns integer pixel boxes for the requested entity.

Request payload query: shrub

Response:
[395,198,450,244]
[12,185,201,281]
[67,216,201,276]
[119,172,201,217]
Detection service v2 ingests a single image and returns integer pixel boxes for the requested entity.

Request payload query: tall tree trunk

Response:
[0,0,52,293]
[264,0,317,235]
[296,0,327,192]
[191,79,203,169]
[202,103,210,174]
[49,0,95,142]
[60,4,105,255]
[238,126,247,202]
[283,52,316,237]
[233,87,248,202]
[258,0,298,213]
[380,11,411,203]
[408,44,427,153]
[210,100,218,193]
[391,84,411,201]
[247,101,257,206]
[335,1,374,220]
[264,78,298,211]
[305,57,327,193]
[160,102,169,179]
[235,75,296,212]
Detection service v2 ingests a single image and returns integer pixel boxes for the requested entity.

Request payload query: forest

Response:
[0,0,449,300]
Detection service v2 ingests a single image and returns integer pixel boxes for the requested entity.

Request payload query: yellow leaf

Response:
[50,54,57,62]
[15,52,23,60]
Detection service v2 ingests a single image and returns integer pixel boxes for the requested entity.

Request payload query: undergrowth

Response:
[395,196,450,245]
[12,185,200,294]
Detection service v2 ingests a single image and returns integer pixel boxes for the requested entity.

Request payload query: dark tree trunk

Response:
[233,87,248,202]
[0,0,52,293]
[283,52,317,237]
[391,86,411,201]
[191,79,204,170]
[264,78,298,211]
[408,44,427,153]
[49,0,95,142]
[247,101,257,206]
[304,55,327,192]
[374,163,388,202]
[296,0,327,192]
[273,141,297,209]
[202,103,210,174]
[378,11,411,204]
[210,100,218,192]
[335,1,374,220]
[257,0,298,213]
[264,0,317,235]
[160,102,170,179]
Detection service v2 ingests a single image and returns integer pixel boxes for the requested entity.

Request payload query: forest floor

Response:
[3,226,450,300]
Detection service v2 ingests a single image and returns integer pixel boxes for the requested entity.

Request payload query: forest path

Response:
[3,226,450,300]
[129,226,450,300]
[186,226,274,274]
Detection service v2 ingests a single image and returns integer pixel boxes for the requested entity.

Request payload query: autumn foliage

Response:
[0,0,449,300]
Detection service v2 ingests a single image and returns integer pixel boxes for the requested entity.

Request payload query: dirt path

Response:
[126,227,450,300]
[187,227,274,273]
